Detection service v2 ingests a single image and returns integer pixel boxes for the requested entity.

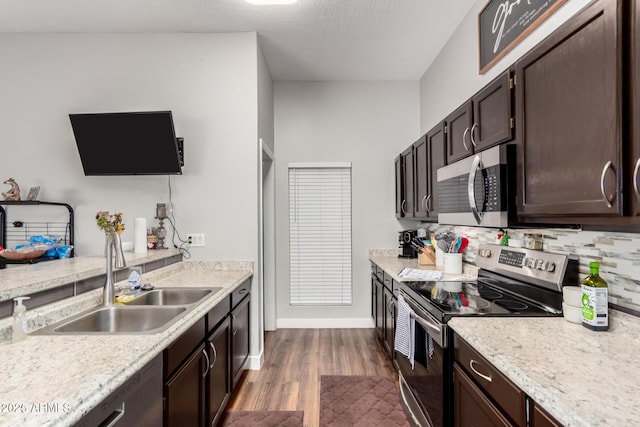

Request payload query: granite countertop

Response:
[0,249,183,302]
[0,260,253,427]
[371,250,640,426]
[369,250,479,282]
[449,312,640,426]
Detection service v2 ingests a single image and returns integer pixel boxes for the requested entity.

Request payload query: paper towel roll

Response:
[134,218,147,254]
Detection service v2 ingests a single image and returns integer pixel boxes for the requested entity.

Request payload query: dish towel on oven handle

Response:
[395,294,416,369]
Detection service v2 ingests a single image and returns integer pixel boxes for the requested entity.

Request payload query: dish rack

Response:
[0,201,75,269]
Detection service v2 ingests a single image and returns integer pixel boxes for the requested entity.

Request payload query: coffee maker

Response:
[398,230,418,258]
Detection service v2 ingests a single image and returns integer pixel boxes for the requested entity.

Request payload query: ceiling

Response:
[0,0,477,81]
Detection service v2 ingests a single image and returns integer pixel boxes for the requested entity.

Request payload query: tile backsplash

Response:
[423,224,640,316]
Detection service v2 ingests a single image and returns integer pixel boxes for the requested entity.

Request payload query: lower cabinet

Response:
[453,333,562,427]
[165,343,207,427]
[75,355,163,427]
[231,288,250,388]
[208,316,231,427]
[164,279,251,427]
[371,261,397,361]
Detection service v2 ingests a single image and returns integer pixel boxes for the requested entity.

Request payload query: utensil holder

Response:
[443,253,463,274]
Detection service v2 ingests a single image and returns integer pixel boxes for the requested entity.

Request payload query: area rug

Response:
[220,410,304,427]
[319,375,410,427]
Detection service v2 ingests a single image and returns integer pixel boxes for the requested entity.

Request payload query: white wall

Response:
[274,81,419,326]
[0,32,259,262]
[0,32,266,362]
[420,0,592,133]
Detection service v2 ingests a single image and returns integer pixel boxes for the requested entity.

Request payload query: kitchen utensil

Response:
[454,237,462,253]
[457,237,469,253]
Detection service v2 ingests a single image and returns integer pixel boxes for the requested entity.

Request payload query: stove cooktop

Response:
[399,243,577,322]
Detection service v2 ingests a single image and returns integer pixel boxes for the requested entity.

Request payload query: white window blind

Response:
[289,163,352,305]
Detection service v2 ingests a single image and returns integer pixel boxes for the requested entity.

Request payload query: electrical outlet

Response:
[188,233,205,247]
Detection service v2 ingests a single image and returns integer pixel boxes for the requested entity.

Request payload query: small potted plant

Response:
[96,211,125,234]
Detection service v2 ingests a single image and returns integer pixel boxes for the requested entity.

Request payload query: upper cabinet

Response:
[396,129,446,222]
[515,0,623,221]
[631,0,640,217]
[446,71,514,164]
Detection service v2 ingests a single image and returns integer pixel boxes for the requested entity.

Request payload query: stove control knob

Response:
[544,261,556,272]
[536,259,545,270]
[524,257,535,268]
[479,249,492,258]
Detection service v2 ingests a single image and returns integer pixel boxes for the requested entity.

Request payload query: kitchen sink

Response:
[50,306,186,334]
[34,287,222,335]
[125,287,220,306]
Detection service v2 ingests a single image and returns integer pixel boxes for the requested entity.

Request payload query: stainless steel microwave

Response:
[437,144,516,227]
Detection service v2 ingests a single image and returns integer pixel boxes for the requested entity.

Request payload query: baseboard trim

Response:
[246,349,264,370]
[276,317,375,329]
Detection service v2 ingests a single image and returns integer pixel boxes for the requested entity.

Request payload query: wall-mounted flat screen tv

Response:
[69,110,183,175]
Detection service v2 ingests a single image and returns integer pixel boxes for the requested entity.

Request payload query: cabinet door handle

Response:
[239,289,248,295]
[231,314,238,336]
[633,158,640,201]
[462,127,470,151]
[209,341,217,369]
[401,200,407,214]
[202,348,210,378]
[421,195,427,212]
[470,123,478,147]
[469,359,493,383]
[425,194,432,213]
[102,402,126,427]
[599,160,616,208]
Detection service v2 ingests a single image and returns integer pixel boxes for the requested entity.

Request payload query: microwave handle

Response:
[468,154,483,224]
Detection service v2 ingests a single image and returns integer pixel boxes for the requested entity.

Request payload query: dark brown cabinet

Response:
[531,401,562,427]
[453,364,511,427]
[399,146,415,217]
[207,316,230,427]
[165,343,207,427]
[396,128,445,221]
[371,262,397,361]
[515,0,623,221]
[425,122,447,219]
[631,0,640,217]
[164,280,251,427]
[413,135,429,218]
[446,71,513,164]
[231,290,250,388]
[395,156,404,218]
[76,355,163,427]
[453,333,563,427]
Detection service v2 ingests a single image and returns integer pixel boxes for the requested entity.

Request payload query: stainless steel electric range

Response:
[396,243,578,427]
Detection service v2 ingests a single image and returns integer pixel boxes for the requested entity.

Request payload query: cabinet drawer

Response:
[383,272,393,291]
[231,280,250,308]
[454,335,526,426]
[207,295,230,331]
[164,316,206,378]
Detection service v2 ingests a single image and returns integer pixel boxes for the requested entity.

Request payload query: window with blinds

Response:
[289,163,352,305]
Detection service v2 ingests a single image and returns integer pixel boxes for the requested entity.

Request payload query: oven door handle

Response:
[410,310,446,348]
[467,154,483,225]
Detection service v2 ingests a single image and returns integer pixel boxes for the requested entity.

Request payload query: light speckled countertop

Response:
[370,251,640,427]
[0,249,183,302]
[368,251,479,282]
[0,260,253,427]
[450,312,640,427]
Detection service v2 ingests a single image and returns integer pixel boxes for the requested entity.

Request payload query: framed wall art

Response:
[478,0,568,74]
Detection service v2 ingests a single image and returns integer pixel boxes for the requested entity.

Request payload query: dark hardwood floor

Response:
[224,328,397,427]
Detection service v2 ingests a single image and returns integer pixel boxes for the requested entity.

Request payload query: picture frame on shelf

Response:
[26,186,40,201]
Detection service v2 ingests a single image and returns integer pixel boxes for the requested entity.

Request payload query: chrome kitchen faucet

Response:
[103,231,127,306]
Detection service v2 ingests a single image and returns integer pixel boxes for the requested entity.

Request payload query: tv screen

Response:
[69,111,183,175]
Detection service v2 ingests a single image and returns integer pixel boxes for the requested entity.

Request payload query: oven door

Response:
[396,290,450,427]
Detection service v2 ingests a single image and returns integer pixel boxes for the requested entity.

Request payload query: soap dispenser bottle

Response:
[12,296,30,342]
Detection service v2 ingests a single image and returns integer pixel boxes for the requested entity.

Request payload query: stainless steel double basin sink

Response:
[35,287,221,335]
